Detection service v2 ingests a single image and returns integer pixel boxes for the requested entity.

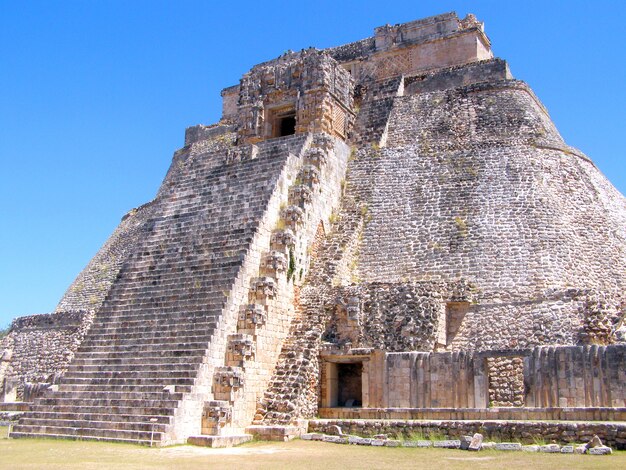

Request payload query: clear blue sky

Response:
[1,1,625,327]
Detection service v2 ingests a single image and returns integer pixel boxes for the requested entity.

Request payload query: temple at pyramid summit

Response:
[2,12,625,447]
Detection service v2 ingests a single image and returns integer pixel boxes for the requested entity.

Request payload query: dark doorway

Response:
[278,115,296,137]
[337,362,362,407]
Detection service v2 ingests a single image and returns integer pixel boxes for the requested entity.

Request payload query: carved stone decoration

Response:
[312,134,334,153]
[214,366,244,388]
[297,165,320,187]
[346,295,361,321]
[250,277,277,301]
[213,366,245,402]
[236,49,355,144]
[304,148,328,169]
[459,13,482,31]
[270,229,296,252]
[332,295,362,346]
[281,205,305,228]
[239,304,267,330]
[203,400,232,427]
[227,334,256,363]
[260,250,288,276]
[288,185,313,208]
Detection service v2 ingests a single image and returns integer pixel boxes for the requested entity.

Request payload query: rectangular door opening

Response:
[337,362,362,407]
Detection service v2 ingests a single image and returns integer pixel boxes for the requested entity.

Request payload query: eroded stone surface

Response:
[5,10,626,448]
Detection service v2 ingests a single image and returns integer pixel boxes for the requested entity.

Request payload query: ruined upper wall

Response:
[0,310,94,401]
[221,12,492,123]
[328,12,491,80]
[235,50,355,144]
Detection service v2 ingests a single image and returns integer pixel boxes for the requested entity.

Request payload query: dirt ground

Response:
[1,427,623,470]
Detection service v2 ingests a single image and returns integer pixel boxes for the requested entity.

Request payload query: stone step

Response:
[79,339,211,351]
[36,397,181,408]
[26,403,177,416]
[73,348,207,360]
[60,377,195,387]
[18,417,169,433]
[96,303,225,316]
[82,329,215,343]
[58,383,193,394]
[9,431,157,446]
[188,434,253,448]
[66,362,200,373]
[91,310,221,323]
[22,410,172,424]
[42,390,185,402]
[78,341,210,353]
[87,322,217,336]
[64,367,198,377]
[10,424,163,443]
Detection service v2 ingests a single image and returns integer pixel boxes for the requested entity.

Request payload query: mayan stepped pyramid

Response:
[2,12,625,447]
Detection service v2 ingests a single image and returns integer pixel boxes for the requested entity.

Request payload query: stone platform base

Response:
[187,434,253,448]
[309,418,626,450]
[318,407,626,422]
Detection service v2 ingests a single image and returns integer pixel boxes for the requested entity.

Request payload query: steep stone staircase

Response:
[196,134,342,441]
[10,134,310,445]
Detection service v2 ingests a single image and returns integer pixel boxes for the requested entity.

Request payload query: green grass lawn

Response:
[1,427,624,469]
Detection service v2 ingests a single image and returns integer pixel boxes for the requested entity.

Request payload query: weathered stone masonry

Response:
[4,11,626,446]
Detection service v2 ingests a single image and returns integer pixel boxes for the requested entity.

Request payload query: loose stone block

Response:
[384,440,401,447]
[402,441,419,447]
[495,443,522,451]
[588,446,612,455]
[522,445,540,452]
[574,445,587,454]
[323,435,348,444]
[434,440,461,449]
[468,433,483,451]
[560,445,574,453]
[539,444,561,453]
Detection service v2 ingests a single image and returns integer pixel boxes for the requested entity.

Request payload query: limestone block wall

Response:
[329,12,492,83]
[340,79,626,350]
[525,345,626,408]
[0,310,94,401]
[322,282,470,352]
[309,419,626,450]
[340,345,626,410]
[220,85,239,121]
[404,58,511,95]
[487,356,525,407]
[366,351,486,409]
[257,280,472,424]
